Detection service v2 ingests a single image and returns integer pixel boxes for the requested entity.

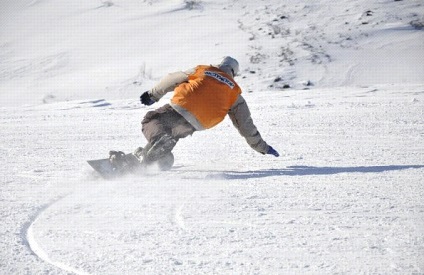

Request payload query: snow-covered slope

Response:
[1,0,423,105]
[1,0,423,274]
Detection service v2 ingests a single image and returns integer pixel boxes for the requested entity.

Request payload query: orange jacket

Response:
[171,65,241,129]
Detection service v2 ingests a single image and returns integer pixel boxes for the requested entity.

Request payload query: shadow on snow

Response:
[207,165,424,180]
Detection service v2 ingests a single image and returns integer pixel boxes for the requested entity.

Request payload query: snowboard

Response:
[87,151,174,179]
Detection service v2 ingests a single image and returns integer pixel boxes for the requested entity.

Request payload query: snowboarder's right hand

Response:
[267,146,280,157]
[140,91,155,106]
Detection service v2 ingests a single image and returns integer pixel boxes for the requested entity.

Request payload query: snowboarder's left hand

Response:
[267,146,280,157]
[140,91,155,106]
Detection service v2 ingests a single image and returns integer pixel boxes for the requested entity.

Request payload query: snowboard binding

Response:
[88,146,175,179]
[109,150,141,175]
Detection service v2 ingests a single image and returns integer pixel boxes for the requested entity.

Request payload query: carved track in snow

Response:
[23,195,91,275]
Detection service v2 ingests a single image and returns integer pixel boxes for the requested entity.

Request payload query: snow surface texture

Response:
[1,0,423,274]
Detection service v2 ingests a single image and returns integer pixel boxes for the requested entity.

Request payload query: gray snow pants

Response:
[141,104,196,146]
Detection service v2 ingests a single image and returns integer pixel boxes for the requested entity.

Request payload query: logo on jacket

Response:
[204,71,235,89]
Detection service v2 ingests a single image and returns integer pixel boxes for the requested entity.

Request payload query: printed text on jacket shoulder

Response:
[204,71,235,89]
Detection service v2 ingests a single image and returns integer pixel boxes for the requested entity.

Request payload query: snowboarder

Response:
[136,56,279,168]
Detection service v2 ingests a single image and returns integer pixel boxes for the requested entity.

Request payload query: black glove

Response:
[140,91,155,106]
[267,146,280,157]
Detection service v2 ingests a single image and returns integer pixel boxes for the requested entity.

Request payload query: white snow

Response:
[1,0,423,274]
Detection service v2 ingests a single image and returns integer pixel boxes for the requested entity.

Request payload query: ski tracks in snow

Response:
[23,194,91,275]
[174,204,188,231]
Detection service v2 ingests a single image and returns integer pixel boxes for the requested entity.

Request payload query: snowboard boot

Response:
[134,146,174,171]
[144,134,177,163]
[133,147,145,159]
[136,135,176,171]
[156,152,174,171]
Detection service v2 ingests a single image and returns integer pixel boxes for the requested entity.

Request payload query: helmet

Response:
[218,56,239,77]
